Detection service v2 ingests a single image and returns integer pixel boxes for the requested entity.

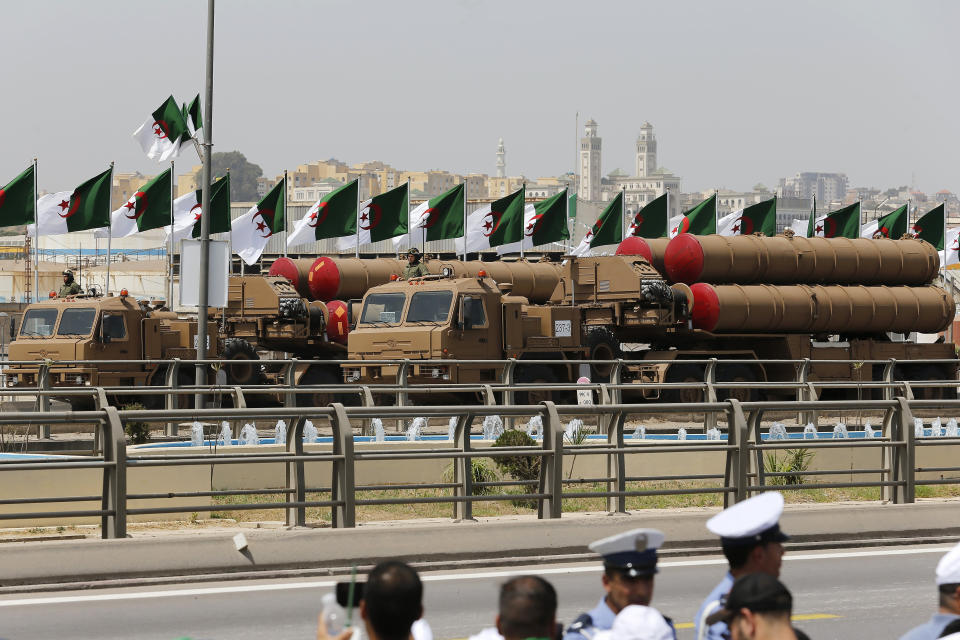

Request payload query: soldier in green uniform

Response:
[402,248,429,279]
[58,270,82,297]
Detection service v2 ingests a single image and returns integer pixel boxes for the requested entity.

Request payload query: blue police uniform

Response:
[899,541,960,640]
[898,613,960,640]
[694,572,734,640]
[564,528,676,640]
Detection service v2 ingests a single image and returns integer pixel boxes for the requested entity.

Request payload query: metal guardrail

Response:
[0,396,958,539]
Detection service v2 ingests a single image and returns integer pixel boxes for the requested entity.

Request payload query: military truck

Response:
[6,291,220,408]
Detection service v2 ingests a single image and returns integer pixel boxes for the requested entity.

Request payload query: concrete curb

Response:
[1,500,959,588]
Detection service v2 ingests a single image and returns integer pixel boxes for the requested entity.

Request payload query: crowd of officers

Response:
[316,491,960,640]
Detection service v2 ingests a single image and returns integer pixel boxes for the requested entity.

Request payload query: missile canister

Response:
[615,237,669,274]
[689,283,954,334]
[302,257,407,302]
[324,300,350,344]
[664,234,940,286]
[268,258,316,298]
[431,259,562,303]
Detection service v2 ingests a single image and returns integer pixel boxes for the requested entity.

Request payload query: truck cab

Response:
[343,271,584,389]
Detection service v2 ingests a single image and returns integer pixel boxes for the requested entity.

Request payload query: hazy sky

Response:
[2,1,957,195]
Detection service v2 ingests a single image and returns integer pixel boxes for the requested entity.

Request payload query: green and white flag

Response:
[287,179,359,248]
[670,193,716,237]
[627,192,668,238]
[0,165,36,227]
[811,202,860,238]
[912,204,945,250]
[455,187,526,254]
[521,188,571,250]
[182,94,202,137]
[169,174,231,242]
[572,191,623,256]
[27,167,112,237]
[233,178,286,265]
[860,205,908,239]
[98,169,172,238]
[394,183,465,248]
[717,197,777,237]
[133,96,191,162]
[338,183,409,250]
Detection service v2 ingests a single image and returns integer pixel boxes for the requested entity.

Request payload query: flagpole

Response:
[355,178,360,259]
[621,186,626,243]
[282,169,288,258]
[714,189,719,236]
[462,182,467,261]
[573,110,578,253]
[169,160,175,306]
[32,157,39,302]
[666,187,671,237]
[105,162,114,295]
[520,182,526,259]
[565,187,570,253]
[196,0,216,408]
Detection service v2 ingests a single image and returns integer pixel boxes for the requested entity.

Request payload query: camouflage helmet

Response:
[406,248,420,256]
[63,269,74,277]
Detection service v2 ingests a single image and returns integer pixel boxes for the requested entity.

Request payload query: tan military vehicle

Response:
[7,291,219,408]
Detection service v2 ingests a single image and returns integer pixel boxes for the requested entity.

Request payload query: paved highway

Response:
[0,544,951,640]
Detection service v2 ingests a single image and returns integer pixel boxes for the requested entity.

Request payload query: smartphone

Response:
[336,580,366,607]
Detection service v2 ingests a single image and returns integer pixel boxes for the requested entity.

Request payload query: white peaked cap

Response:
[936,541,960,585]
[707,492,787,541]
[610,605,674,640]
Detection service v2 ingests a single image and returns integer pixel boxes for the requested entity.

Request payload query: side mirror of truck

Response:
[9,320,15,339]
[99,315,112,344]
[461,298,475,331]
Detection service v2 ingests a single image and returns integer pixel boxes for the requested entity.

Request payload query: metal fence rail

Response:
[0,396,958,539]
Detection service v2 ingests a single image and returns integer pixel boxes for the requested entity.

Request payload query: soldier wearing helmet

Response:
[59,270,82,297]
[402,248,428,279]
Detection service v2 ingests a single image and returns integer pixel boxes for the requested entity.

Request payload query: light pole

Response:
[874,196,890,220]
[195,0,215,408]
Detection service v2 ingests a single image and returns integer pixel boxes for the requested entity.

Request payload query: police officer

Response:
[694,492,790,640]
[564,528,675,640]
[59,269,82,297]
[898,540,960,640]
[402,248,428,279]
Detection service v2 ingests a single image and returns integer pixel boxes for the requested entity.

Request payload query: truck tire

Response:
[586,327,622,381]
[717,363,758,403]
[515,365,564,405]
[906,364,947,400]
[299,366,349,407]
[222,339,263,386]
[662,363,704,404]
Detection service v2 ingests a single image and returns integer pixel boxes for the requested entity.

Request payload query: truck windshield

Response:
[406,291,453,323]
[360,293,406,324]
[19,308,59,337]
[57,308,96,336]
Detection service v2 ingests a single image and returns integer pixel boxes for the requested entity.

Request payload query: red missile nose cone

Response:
[269,257,302,291]
[664,234,706,284]
[615,236,654,262]
[308,257,341,302]
[689,283,720,331]
[325,300,350,344]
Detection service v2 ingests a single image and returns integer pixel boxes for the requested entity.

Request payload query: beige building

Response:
[487,176,525,199]
[112,172,155,209]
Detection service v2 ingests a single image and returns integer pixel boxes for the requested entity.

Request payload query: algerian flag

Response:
[27,167,112,237]
[394,183,465,248]
[169,174,231,243]
[455,187,526,254]
[523,189,570,248]
[287,179,358,248]
[668,214,686,238]
[233,178,286,265]
[182,94,202,137]
[571,191,623,256]
[944,226,960,267]
[0,164,36,227]
[133,96,191,162]
[860,205,908,239]
[789,218,811,237]
[717,197,777,237]
[627,192,668,238]
[98,168,172,239]
[812,202,860,238]
[338,183,408,250]
[912,204,945,250]
[675,193,717,236]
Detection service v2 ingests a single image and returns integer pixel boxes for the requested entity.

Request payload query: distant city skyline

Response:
[1,1,957,197]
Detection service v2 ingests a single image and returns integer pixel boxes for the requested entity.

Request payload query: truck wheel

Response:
[906,365,947,400]
[299,366,347,407]
[515,365,562,405]
[717,364,757,403]
[586,327,622,381]
[222,339,263,386]
[663,363,705,404]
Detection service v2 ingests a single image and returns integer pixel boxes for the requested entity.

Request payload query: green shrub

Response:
[442,457,498,496]
[493,429,540,508]
[121,402,151,444]
[764,449,814,486]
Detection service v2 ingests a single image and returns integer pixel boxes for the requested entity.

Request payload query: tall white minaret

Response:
[496,137,506,178]
[579,119,602,201]
[635,122,657,178]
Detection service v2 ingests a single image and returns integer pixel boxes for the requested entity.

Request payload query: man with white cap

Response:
[593,605,675,640]
[564,528,675,640]
[898,541,960,640]
[694,492,789,640]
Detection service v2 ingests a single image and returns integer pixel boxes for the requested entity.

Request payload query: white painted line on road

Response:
[0,545,951,608]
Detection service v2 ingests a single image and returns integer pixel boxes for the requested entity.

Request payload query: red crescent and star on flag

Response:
[123,191,149,220]
[252,208,275,238]
[629,214,644,235]
[731,216,753,235]
[152,120,170,140]
[58,192,81,219]
[481,211,502,237]
[418,207,439,229]
[191,203,202,222]
[672,217,690,236]
[0,189,5,209]
[359,203,382,231]
[307,202,328,228]
[524,213,545,237]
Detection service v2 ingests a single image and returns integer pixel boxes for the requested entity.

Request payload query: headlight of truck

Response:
[75,375,84,385]
[345,369,361,382]
[431,366,450,380]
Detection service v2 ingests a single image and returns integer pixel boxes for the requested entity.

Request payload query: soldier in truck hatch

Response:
[402,248,429,279]
[58,270,82,297]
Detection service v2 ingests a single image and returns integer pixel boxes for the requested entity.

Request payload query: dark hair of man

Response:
[365,560,423,640]
[939,583,960,609]
[498,575,558,639]
[721,541,760,570]
[939,618,960,638]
